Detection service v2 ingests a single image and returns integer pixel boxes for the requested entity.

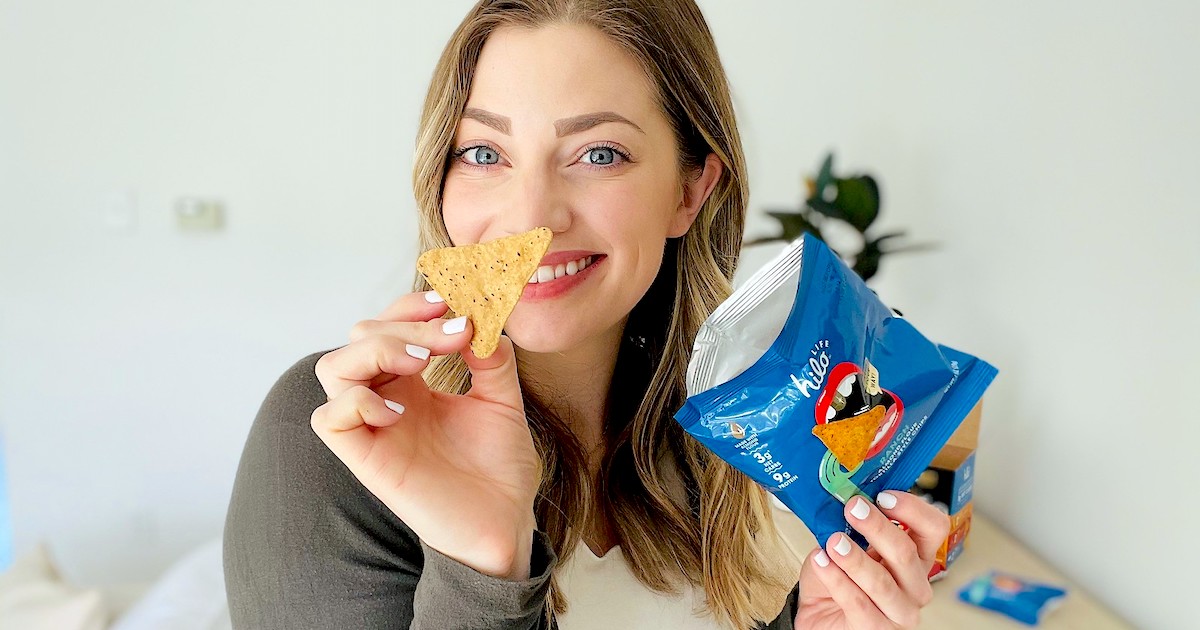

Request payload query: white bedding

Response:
[0,539,232,630]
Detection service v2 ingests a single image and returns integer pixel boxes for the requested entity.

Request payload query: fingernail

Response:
[442,316,467,335]
[833,534,853,557]
[850,497,870,520]
[384,399,405,415]
[876,491,898,509]
[814,550,830,567]
[405,344,431,360]
[424,291,444,303]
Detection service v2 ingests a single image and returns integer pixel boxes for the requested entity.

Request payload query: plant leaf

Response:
[882,242,939,254]
[833,175,880,232]
[854,239,883,281]
[766,211,821,242]
[806,153,843,221]
[814,153,835,198]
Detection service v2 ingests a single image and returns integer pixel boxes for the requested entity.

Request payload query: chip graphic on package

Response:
[417,227,552,359]
[811,405,886,471]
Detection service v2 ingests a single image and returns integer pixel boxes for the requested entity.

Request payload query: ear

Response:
[667,153,724,238]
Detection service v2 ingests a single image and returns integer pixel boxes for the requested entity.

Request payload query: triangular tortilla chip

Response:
[417,227,552,358]
[811,405,886,471]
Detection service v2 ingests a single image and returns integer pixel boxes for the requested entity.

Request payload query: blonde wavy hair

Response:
[410,1,797,627]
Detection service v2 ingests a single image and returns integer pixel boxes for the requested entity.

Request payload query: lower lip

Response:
[870,413,897,449]
[521,256,605,301]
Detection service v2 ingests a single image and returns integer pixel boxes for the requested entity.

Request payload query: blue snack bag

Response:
[675,234,997,548]
[957,572,1067,625]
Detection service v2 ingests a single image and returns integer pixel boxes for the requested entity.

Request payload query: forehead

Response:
[467,23,660,124]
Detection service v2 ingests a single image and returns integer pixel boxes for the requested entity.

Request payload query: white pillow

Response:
[109,538,231,630]
[0,543,108,630]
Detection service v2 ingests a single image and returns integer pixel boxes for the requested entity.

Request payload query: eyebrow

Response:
[461,107,645,137]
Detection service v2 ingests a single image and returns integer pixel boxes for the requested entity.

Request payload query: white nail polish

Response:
[442,316,467,335]
[850,497,870,520]
[814,551,830,567]
[384,399,405,415]
[876,491,898,509]
[424,291,444,303]
[405,344,431,360]
[833,535,853,557]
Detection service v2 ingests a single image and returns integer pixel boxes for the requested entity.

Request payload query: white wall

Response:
[1,1,1194,627]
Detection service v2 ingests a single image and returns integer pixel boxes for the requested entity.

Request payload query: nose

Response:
[499,166,571,236]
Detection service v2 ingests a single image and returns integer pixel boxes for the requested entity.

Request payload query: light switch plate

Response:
[175,197,224,231]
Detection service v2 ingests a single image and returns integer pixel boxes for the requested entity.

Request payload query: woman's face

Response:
[441,24,716,354]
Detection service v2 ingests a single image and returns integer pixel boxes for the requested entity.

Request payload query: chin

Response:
[502,305,620,355]
[503,321,587,354]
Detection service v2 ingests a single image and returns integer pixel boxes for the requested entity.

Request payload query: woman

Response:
[223,1,950,628]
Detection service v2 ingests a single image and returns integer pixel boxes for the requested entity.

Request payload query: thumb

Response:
[461,334,523,411]
[798,547,831,600]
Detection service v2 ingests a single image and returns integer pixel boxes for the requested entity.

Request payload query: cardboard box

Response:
[918,448,975,514]
[929,502,974,580]
[915,401,982,581]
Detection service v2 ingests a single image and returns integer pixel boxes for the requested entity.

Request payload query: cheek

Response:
[441,171,680,246]
[576,180,677,233]
[440,177,490,245]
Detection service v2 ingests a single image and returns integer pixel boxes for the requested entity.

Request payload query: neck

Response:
[514,318,626,459]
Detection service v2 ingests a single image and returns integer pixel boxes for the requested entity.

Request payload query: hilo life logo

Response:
[789,339,831,399]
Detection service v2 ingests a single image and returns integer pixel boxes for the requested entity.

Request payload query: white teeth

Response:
[837,374,856,397]
[826,407,836,421]
[526,256,599,284]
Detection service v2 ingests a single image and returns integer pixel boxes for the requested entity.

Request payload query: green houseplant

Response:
[745,152,930,281]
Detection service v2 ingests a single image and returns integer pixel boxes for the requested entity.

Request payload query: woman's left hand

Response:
[794,490,950,629]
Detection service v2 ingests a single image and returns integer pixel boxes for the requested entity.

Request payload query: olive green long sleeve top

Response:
[222,351,799,629]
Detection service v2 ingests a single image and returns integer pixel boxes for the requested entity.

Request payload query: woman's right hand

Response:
[311,291,541,580]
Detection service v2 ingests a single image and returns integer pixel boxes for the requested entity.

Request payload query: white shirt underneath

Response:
[555,543,725,629]
[554,498,817,630]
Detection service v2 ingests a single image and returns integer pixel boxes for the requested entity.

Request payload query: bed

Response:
[0,538,231,630]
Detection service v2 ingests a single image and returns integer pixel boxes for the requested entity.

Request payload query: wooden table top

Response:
[771,504,1131,628]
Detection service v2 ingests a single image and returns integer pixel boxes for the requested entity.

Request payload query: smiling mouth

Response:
[825,372,865,422]
[824,370,898,450]
[871,412,898,449]
[527,255,602,284]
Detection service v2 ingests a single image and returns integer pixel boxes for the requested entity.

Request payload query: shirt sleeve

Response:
[415,535,556,629]
[222,349,556,629]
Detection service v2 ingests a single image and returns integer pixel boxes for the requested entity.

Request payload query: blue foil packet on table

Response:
[675,234,998,548]
[958,571,1067,625]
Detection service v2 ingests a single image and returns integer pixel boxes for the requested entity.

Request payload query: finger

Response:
[875,490,951,565]
[825,531,921,628]
[374,290,450,322]
[310,385,412,469]
[805,546,897,630]
[461,333,523,410]
[847,495,934,607]
[316,321,471,400]
[348,317,474,353]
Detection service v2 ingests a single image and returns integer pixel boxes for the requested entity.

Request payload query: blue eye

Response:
[462,146,500,165]
[584,147,616,165]
[451,143,630,171]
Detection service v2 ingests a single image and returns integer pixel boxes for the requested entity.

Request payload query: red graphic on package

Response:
[811,359,905,474]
